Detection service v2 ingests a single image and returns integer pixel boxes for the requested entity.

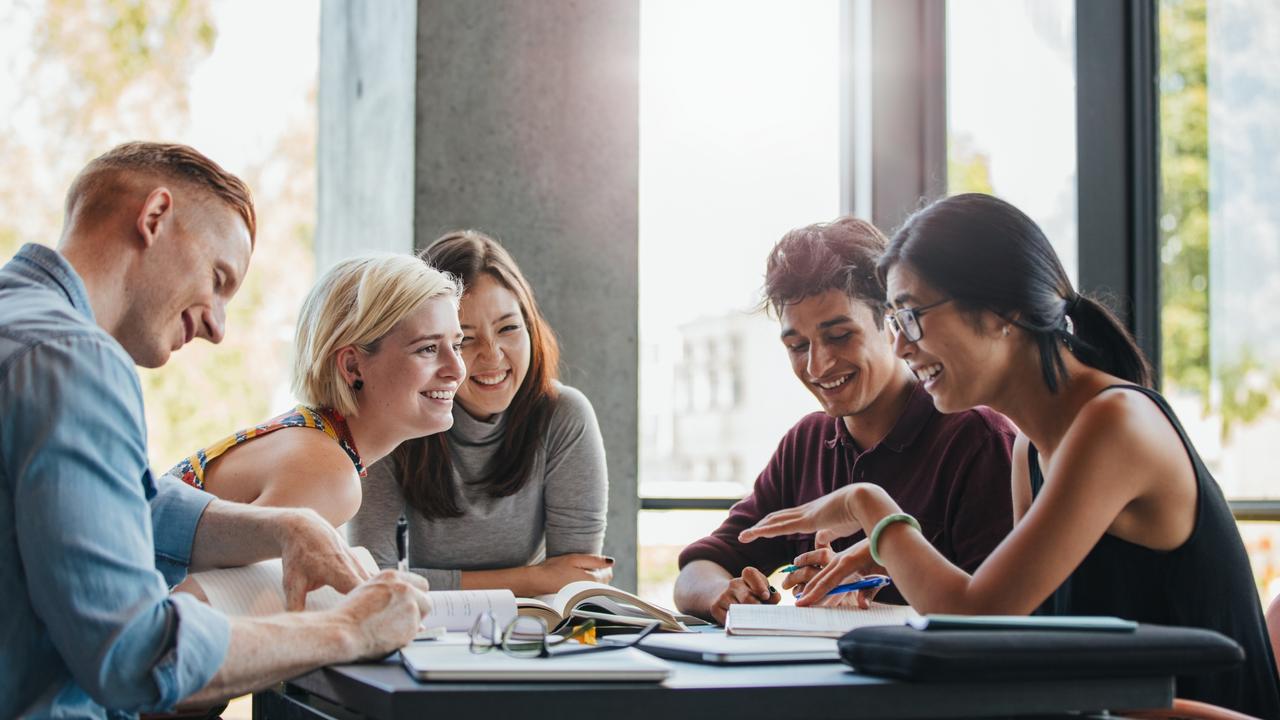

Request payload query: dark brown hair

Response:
[66,141,256,242]
[394,230,561,518]
[762,216,889,326]
[878,193,1152,392]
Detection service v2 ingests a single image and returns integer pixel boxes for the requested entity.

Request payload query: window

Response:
[946,0,1078,281]
[637,0,835,601]
[1159,0,1280,595]
[0,1,318,469]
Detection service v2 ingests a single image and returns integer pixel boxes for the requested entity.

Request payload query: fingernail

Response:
[605,556,615,564]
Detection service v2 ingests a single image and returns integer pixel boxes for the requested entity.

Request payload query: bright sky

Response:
[188,1,318,176]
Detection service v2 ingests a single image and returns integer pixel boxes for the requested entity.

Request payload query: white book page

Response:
[424,589,518,631]
[193,547,378,616]
[726,603,918,637]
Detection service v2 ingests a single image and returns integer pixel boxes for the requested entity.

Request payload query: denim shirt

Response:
[0,244,230,718]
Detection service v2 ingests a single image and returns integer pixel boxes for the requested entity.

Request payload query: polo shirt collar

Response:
[11,243,95,323]
[826,380,936,454]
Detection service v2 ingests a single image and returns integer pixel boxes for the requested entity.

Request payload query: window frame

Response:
[647,0,1278,519]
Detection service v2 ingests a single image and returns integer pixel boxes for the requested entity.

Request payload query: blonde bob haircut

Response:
[292,252,462,417]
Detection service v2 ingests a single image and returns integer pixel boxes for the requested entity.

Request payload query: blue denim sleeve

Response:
[2,335,229,711]
[151,473,216,586]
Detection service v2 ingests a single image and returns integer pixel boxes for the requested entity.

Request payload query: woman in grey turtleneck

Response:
[348,230,610,594]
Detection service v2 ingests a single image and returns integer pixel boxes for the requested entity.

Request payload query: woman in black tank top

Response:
[738,195,1280,716]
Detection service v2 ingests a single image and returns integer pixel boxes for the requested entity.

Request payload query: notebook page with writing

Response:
[193,546,379,616]
[726,603,919,638]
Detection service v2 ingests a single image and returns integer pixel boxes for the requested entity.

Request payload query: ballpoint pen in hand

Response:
[823,576,892,597]
[796,575,893,600]
[395,514,409,573]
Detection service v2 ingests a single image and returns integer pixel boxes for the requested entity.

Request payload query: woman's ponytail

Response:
[1065,293,1153,388]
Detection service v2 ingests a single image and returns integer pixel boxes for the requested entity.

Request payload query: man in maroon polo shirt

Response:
[673,217,1015,624]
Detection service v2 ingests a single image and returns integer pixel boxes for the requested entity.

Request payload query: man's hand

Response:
[709,567,779,625]
[336,570,433,659]
[779,544,835,598]
[528,553,614,596]
[276,509,374,611]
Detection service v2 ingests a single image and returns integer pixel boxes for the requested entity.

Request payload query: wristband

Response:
[869,512,921,566]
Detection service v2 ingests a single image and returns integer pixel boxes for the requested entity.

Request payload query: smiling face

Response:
[118,197,252,368]
[780,289,903,419]
[455,273,532,420]
[354,296,465,439]
[885,263,1012,413]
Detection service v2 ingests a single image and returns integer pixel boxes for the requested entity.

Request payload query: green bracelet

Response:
[869,512,921,566]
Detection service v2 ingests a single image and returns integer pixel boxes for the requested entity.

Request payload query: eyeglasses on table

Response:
[468,612,661,658]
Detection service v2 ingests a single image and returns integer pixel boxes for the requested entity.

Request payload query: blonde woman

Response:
[166,253,465,527]
[349,231,610,595]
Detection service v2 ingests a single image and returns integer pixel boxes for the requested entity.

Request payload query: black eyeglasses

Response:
[469,612,661,659]
[885,298,951,343]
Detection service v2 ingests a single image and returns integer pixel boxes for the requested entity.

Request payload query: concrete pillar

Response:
[317,1,417,270]
[320,0,640,590]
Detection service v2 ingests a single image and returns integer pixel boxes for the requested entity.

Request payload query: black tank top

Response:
[1029,385,1280,717]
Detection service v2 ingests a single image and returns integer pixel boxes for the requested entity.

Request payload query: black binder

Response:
[837,623,1243,681]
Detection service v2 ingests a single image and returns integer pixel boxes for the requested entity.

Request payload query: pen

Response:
[395,514,409,573]
[823,576,891,597]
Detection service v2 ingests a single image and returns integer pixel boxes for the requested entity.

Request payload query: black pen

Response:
[395,514,409,573]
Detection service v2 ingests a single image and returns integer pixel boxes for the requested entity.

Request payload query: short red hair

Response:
[65,141,256,242]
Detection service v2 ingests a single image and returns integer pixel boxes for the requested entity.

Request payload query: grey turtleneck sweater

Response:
[346,382,608,590]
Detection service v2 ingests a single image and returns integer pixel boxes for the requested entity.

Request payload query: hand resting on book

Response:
[525,553,614,596]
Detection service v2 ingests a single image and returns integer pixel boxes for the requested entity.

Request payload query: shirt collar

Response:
[825,381,936,454]
[10,243,96,323]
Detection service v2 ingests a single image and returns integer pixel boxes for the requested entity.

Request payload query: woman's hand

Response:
[738,485,863,546]
[529,553,614,595]
[791,539,886,608]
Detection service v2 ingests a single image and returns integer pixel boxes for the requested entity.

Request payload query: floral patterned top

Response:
[168,405,364,490]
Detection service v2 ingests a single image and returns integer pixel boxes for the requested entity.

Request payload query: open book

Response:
[517,581,705,633]
[725,602,919,638]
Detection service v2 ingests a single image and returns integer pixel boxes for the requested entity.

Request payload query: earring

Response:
[352,379,364,391]
[1002,326,1010,337]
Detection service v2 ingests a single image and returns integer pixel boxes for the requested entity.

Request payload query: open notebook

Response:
[188,549,517,632]
[725,602,919,638]
[187,547,382,615]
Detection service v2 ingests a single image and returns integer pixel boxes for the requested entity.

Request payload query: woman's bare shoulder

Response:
[206,427,359,509]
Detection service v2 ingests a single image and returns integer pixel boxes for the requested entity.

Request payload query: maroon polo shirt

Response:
[679,382,1015,603]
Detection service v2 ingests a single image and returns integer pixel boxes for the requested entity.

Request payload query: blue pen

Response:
[823,576,892,597]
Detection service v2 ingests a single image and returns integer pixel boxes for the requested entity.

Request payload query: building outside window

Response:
[637,0,835,602]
